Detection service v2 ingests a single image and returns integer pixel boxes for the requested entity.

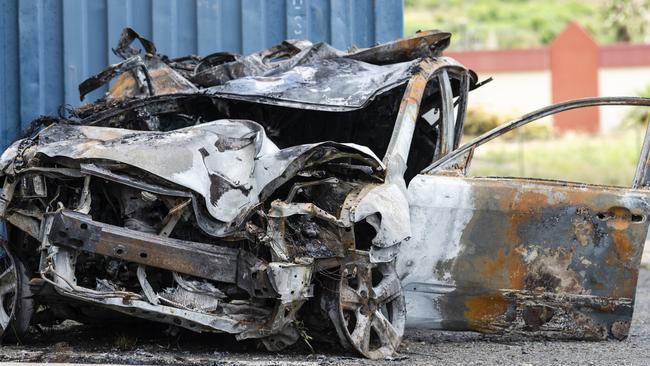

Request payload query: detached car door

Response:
[398,97,650,340]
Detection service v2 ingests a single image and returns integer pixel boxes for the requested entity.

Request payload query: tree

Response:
[604,0,650,42]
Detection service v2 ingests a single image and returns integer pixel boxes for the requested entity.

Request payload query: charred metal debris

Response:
[2,27,650,359]
[0,28,474,359]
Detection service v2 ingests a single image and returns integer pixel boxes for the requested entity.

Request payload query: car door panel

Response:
[398,174,649,339]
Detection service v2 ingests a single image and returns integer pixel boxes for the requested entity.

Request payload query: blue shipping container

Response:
[0,0,403,151]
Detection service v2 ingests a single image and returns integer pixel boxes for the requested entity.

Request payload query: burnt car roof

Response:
[204,56,473,111]
[77,29,478,113]
[204,57,419,111]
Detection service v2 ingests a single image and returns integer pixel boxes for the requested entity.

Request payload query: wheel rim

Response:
[336,257,405,359]
[0,245,18,335]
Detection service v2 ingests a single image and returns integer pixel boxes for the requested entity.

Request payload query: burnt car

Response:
[0,28,473,359]
[1,28,650,359]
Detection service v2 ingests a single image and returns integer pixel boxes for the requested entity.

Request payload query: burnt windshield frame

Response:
[382,60,471,179]
[421,68,471,167]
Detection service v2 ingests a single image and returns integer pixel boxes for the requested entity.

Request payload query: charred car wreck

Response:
[1,28,650,359]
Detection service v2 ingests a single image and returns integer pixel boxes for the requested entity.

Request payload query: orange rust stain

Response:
[496,189,549,213]
[623,272,638,298]
[478,187,532,290]
[514,190,551,212]
[109,73,136,97]
[612,230,634,263]
[606,228,638,298]
[610,270,637,299]
[607,207,632,231]
[481,248,526,290]
[400,76,428,106]
[410,74,428,90]
[394,73,429,128]
[564,189,596,205]
[109,67,181,98]
[501,190,550,245]
[482,249,505,277]
[464,293,509,329]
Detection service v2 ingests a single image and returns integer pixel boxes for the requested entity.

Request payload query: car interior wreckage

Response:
[1,28,650,359]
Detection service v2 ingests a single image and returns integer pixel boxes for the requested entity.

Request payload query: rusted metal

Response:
[403,142,650,340]
[347,30,450,64]
[47,210,241,283]
[382,58,473,174]
[78,56,152,101]
[401,91,650,344]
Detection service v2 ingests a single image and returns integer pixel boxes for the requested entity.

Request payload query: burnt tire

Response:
[0,244,34,343]
[326,251,405,359]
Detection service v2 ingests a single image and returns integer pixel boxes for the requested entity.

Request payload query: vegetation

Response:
[604,0,650,42]
[463,107,552,139]
[405,0,650,49]
[405,1,650,186]
[462,103,643,187]
[624,84,650,126]
[467,127,644,187]
[463,107,509,136]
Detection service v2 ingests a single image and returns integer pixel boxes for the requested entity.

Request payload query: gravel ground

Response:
[1,267,649,365]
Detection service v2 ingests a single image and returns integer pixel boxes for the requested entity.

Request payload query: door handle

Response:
[596,207,645,224]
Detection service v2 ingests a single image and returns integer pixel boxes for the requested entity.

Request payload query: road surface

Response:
[2,257,650,365]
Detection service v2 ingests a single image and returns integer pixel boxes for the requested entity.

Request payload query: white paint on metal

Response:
[4,120,384,231]
[398,174,476,328]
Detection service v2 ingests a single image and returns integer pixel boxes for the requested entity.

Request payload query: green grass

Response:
[404,0,613,49]
[467,128,645,187]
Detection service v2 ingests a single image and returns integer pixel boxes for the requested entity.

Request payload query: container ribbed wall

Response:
[0,0,403,151]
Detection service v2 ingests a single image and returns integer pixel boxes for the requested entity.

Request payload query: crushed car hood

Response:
[1,120,384,232]
[204,56,420,111]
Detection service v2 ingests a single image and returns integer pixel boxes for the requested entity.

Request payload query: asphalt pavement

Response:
[1,254,650,365]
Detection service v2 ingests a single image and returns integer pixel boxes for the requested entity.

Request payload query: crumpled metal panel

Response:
[207,57,419,111]
[1,120,383,236]
[399,174,650,340]
[0,0,403,151]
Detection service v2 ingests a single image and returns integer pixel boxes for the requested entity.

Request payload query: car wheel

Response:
[0,243,34,342]
[327,252,405,359]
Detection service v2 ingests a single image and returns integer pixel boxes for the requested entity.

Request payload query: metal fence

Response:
[0,0,403,151]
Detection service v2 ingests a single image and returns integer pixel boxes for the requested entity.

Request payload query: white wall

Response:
[598,66,650,131]
[467,67,650,132]
[468,70,552,119]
